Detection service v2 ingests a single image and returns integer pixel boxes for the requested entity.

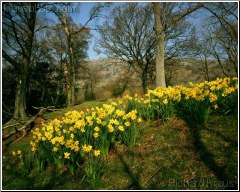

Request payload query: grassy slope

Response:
[2,101,238,190]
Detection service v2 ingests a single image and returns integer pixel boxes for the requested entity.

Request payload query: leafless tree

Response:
[95,3,156,93]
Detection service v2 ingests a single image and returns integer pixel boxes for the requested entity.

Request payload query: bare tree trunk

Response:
[153,2,166,88]
[142,70,148,93]
[62,13,75,107]
[227,49,238,76]
[66,62,72,108]
[153,3,203,87]
[213,49,229,77]
[71,58,76,105]
[14,66,28,119]
[204,54,210,81]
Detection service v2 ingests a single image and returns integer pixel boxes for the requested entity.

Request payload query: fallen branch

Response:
[47,108,64,111]
[32,106,63,111]
[2,122,22,130]
[32,106,55,110]
[2,107,50,140]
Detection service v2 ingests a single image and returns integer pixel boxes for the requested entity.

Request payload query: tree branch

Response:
[169,3,203,26]
[2,50,20,70]
[8,13,26,55]
[70,4,106,36]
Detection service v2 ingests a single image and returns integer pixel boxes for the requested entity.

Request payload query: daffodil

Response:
[93,132,99,138]
[82,144,92,152]
[17,150,22,155]
[137,118,142,123]
[53,147,58,152]
[94,150,101,157]
[118,126,125,132]
[94,126,100,132]
[64,152,70,159]
[108,124,114,133]
[125,121,131,127]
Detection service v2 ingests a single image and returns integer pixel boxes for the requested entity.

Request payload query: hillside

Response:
[2,93,238,190]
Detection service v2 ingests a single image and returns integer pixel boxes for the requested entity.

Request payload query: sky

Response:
[70,3,100,59]
[42,2,103,59]
[56,2,213,60]
[70,2,109,59]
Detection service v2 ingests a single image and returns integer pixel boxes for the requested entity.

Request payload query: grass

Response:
[2,101,238,190]
[43,101,107,120]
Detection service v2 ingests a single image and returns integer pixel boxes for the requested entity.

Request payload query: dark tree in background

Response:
[2,66,17,122]
[2,2,92,122]
[2,2,38,120]
[2,2,103,123]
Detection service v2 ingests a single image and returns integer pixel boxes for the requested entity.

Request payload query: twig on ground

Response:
[143,165,163,185]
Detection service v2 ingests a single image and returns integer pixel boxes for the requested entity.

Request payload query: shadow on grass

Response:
[182,115,238,190]
[202,126,238,148]
[2,168,48,190]
[114,147,143,190]
[2,163,82,190]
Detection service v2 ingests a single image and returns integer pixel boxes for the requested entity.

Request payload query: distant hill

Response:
[167,59,236,86]
[75,58,237,102]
